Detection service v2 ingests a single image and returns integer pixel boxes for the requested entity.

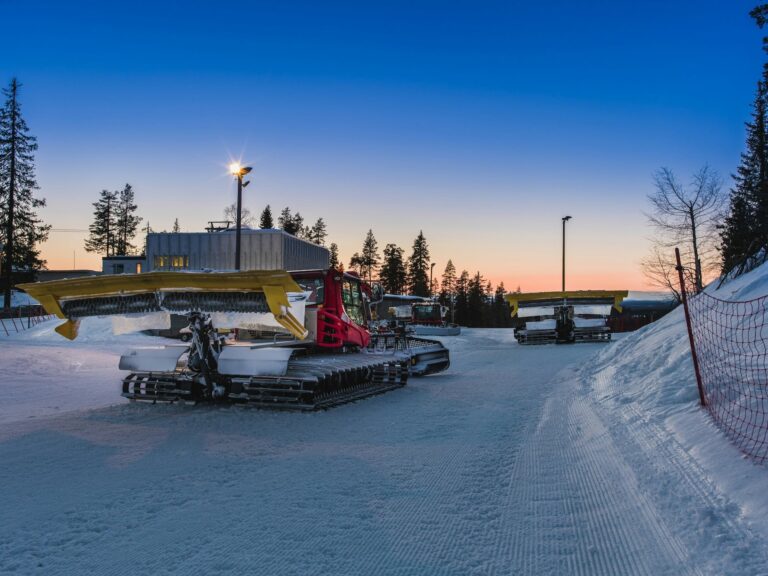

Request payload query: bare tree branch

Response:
[641,245,683,302]
[642,166,726,292]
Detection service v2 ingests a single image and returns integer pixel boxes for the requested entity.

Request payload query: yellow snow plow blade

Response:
[18,270,309,341]
[504,290,628,318]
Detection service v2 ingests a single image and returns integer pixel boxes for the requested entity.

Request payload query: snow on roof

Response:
[383,294,430,302]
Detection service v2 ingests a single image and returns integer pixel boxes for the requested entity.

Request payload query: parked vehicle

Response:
[20,269,450,410]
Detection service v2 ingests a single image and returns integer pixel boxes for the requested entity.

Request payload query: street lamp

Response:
[430,262,436,297]
[229,163,252,271]
[562,215,571,292]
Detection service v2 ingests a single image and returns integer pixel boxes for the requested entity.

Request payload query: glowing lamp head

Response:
[229,163,253,177]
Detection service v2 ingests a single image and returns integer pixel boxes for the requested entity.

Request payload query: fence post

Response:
[675,247,706,407]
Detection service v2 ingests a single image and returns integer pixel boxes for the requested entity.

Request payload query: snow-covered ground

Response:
[2,266,768,574]
[583,260,768,573]
[0,317,177,424]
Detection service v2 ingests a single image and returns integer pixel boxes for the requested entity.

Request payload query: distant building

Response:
[101,228,330,274]
[608,297,677,332]
[102,255,145,275]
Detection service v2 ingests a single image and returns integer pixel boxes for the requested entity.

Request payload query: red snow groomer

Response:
[19,269,450,410]
[505,291,628,345]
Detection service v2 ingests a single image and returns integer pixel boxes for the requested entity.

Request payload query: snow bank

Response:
[0,316,167,345]
[9,289,39,307]
[586,259,768,535]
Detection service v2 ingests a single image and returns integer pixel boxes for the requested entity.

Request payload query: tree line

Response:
[719,4,768,277]
[84,196,337,260]
[437,266,514,328]
[84,185,142,257]
[343,229,513,327]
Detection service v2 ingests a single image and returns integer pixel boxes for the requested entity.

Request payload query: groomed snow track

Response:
[3,328,768,574]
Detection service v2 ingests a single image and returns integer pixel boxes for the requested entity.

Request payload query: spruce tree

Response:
[329,242,340,269]
[407,231,430,296]
[114,184,142,255]
[292,212,305,238]
[84,189,118,256]
[278,207,298,234]
[721,192,755,273]
[751,5,768,77]
[379,243,407,294]
[259,205,274,229]
[467,272,487,327]
[348,252,364,275]
[720,7,768,275]
[484,280,494,326]
[172,218,181,233]
[454,270,470,326]
[439,259,456,306]
[493,283,510,327]
[309,218,327,246]
[0,79,50,307]
[360,229,380,283]
[721,81,767,272]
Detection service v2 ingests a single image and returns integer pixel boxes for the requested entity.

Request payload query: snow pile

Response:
[0,316,172,346]
[585,259,768,534]
[9,289,38,307]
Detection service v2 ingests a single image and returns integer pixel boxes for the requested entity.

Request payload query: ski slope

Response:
[2,282,768,574]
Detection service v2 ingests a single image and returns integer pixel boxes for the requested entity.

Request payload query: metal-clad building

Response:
[146,229,329,272]
[102,255,145,275]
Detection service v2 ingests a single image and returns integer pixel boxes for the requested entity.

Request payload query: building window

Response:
[136,262,142,274]
[112,264,124,274]
[154,255,168,268]
[171,255,189,269]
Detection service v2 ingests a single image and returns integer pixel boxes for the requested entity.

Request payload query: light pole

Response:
[229,163,252,271]
[562,215,571,292]
[430,262,436,297]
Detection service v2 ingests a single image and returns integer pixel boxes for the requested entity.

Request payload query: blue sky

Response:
[1,0,762,289]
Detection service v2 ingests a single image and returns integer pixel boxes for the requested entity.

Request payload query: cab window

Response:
[342,279,366,326]
[413,305,440,321]
[296,278,324,306]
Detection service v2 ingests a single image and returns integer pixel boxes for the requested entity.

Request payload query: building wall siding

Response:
[146,230,329,272]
